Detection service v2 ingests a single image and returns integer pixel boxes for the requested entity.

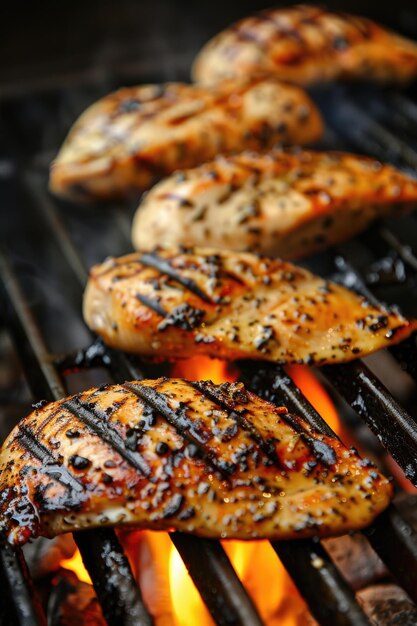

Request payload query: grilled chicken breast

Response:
[49,77,323,202]
[0,379,392,545]
[192,5,417,86]
[132,150,417,260]
[83,247,416,365]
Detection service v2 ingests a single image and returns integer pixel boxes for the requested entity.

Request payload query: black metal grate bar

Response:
[324,249,417,486]
[384,91,417,129]
[325,251,417,485]
[388,335,417,384]
[323,360,417,485]
[0,251,66,402]
[272,540,369,626]
[365,505,417,604]
[0,544,46,626]
[360,226,417,383]
[0,253,52,626]
[23,174,88,286]
[74,529,153,626]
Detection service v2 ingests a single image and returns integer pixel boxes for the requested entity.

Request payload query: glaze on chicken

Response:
[83,247,417,365]
[193,5,417,86]
[0,379,392,545]
[49,77,323,202]
[132,150,417,259]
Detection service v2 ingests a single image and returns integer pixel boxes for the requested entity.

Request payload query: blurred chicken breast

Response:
[193,5,417,86]
[50,77,323,202]
[132,149,417,259]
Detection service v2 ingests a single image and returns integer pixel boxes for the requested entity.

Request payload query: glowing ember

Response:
[60,549,92,584]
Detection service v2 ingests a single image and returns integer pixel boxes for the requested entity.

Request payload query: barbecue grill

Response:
[2,3,417,625]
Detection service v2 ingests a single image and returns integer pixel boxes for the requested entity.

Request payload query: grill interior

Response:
[3,20,417,626]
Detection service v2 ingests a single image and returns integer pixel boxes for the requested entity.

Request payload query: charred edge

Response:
[138,252,215,304]
[62,398,154,480]
[190,381,286,471]
[135,293,167,317]
[18,426,84,492]
[280,413,337,467]
[123,382,235,479]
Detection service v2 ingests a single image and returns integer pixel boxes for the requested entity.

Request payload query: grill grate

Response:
[2,74,417,626]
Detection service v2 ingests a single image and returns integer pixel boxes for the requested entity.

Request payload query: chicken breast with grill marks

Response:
[49,77,323,202]
[132,150,417,260]
[83,247,417,366]
[0,379,392,545]
[192,5,417,86]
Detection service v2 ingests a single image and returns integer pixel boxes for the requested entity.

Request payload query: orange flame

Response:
[223,540,306,625]
[60,549,92,584]
[168,538,306,626]
[169,544,214,626]
[171,356,238,384]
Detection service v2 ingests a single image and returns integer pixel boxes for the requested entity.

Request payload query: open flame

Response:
[171,355,238,384]
[58,357,342,625]
[169,545,214,626]
[60,548,92,584]
[223,540,305,625]
[168,538,306,626]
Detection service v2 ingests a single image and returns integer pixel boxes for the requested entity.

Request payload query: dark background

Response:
[1,1,417,98]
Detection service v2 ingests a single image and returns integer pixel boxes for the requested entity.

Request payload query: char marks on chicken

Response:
[0,379,392,545]
[83,247,417,365]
